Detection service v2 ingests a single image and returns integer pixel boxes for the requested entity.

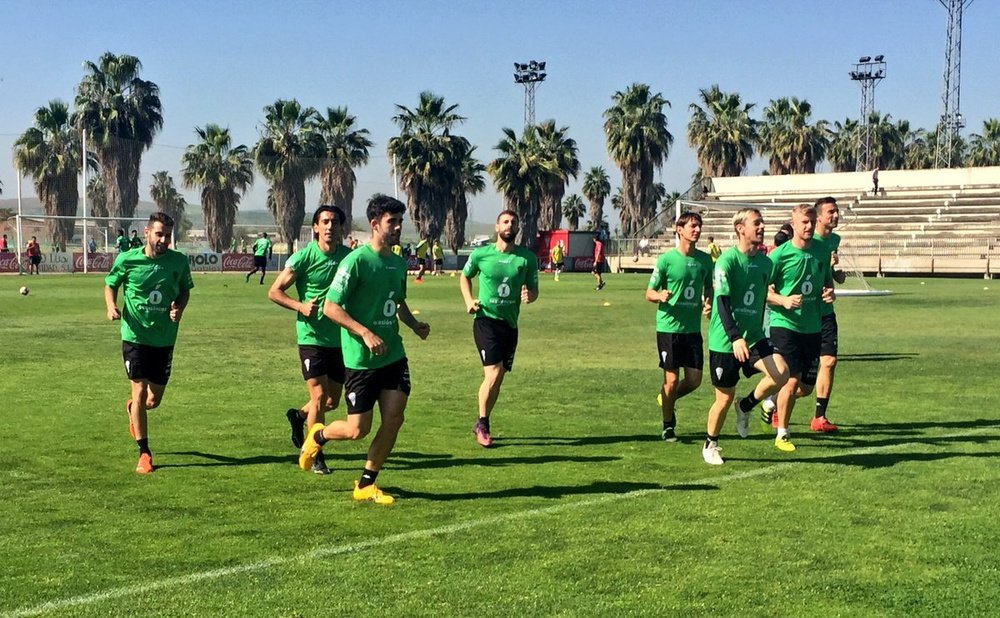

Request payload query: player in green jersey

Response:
[245,232,273,284]
[128,230,143,249]
[765,204,835,452]
[299,195,430,505]
[115,229,129,253]
[460,209,539,447]
[705,208,789,465]
[810,197,848,432]
[645,212,714,443]
[268,205,352,474]
[104,212,194,474]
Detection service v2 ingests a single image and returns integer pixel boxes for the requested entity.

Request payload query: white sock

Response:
[777,427,789,438]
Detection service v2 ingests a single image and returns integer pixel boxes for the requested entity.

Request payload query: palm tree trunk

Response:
[445,193,468,253]
[587,199,603,230]
[320,162,357,232]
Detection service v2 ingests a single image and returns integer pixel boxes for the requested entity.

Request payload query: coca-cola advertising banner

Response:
[222,252,255,271]
[73,252,114,272]
[0,253,18,273]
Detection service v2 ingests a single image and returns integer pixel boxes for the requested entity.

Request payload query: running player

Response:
[413,237,429,282]
[645,212,713,442]
[460,209,539,447]
[810,196,848,432]
[765,204,835,452]
[705,208,789,465]
[268,205,351,474]
[550,240,564,282]
[300,194,430,505]
[104,212,193,474]
[245,232,273,284]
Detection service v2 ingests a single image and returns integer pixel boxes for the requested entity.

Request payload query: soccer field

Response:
[2,273,998,617]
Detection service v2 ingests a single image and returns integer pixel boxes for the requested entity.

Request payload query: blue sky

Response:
[1,0,997,224]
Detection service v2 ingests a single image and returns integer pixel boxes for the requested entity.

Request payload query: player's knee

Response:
[325,396,338,410]
[686,373,702,389]
[821,355,837,370]
[797,384,814,398]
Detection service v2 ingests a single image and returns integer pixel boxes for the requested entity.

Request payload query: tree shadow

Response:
[837,352,919,362]
[390,480,718,502]
[156,451,295,468]
[728,450,1000,470]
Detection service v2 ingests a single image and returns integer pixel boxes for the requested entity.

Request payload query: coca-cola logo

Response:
[0,254,18,272]
[73,252,113,272]
[222,253,254,271]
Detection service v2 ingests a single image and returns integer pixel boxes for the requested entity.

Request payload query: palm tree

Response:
[826,119,859,172]
[687,85,757,178]
[87,175,109,222]
[967,119,1000,166]
[387,91,468,243]
[75,52,163,231]
[183,124,255,252]
[12,100,82,247]
[488,125,555,250]
[254,99,324,252]
[582,166,611,230]
[445,147,486,253]
[536,120,580,231]
[758,97,829,174]
[150,171,189,241]
[562,194,585,231]
[604,83,673,237]
[316,106,372,232]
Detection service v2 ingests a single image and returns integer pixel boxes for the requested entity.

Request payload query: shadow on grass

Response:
[390,480,716,501]
[388,452,621,470]
[845,419,999,433]
[728,450,1000,470]
[156,451,296,468]
[489,434,663,447]
[837,352,919,362]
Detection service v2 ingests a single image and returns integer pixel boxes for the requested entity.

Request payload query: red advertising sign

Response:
[222,252,255,271]
[73,252,114,272]
[0,253,18,273]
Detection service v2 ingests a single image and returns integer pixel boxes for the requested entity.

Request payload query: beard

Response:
[499,229,517,243]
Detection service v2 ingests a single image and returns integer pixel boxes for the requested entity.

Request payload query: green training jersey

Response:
[285,240,352,347]
[708,247,773,353]
[812,232,841,317]
[462,243,539,328]
[327,244,408,370]
[128,236,143,249]
[767,240,831,334]
[116,235,129,252]
[647,248,714,334]
[105,248,194,348]
[253,237,272,257]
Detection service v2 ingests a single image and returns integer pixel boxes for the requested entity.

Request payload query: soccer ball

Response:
[19,286,29,296]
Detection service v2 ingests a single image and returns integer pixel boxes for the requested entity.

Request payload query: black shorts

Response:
[434,259,443,267]
[298,345,345,383]
[709,339,775,389]
[656,332,704,371]
[253,255,267,268]
[122,341,174,386]
[769,327,821,385]
[591,259,606,274]
[552,261,564,270]
[820,313,839,357]
[343,357,411,414]
[473,316,518,372]
[30,255,41,265]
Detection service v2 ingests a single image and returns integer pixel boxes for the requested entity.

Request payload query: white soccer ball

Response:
[19,286,29,296]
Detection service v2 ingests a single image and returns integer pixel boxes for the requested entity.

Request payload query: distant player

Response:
[25,236,42,275]
[268,205,351,474]
[705,208,789,465]
[413,237,429,282]
[550,240,564,281]
[245,232,273,284]
[432,240,444,275]
[104,212,193,474]
[115,229,129,253]
[810,196,848,432]
[645,212,713,442]
[765,204,835,452]
[128,230,143,249]
[460,209,539,447]
[299,194,430,505]
[707,236,721,262]
[592,234,607,290]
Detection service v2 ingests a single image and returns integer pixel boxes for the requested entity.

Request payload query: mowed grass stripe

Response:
[6,425,994,618]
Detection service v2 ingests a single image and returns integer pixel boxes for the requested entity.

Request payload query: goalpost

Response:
[10,214,163,274]
[676,199,892,297]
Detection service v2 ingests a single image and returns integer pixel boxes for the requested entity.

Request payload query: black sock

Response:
[478,416,490,432]
[137,438,151,455]
[705,435,719,447]
[816,398,829,418]
[663,419,675,430]
[358,468,378,488]
[314,430,329,446]
[740,391,761,412]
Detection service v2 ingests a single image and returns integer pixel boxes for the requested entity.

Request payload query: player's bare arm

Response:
[459,273,481,314]
[521,285,538,304]
[397,301,430,340]
[323,300,384,354]
[645,287,671,304]
[268,268,317,317]
[169,288,190,323]
[104,285,121,320]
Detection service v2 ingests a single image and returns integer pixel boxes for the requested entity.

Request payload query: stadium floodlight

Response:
[513,62,519,70]
[538,61,546,70]
[859,55,871,62]
[850,54,887,172]
[513,59,548,127]
[874,54,884,61]
[529,60,538,70]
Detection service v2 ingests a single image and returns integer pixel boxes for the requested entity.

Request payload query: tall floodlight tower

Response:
[935,0,974,168]
[513,60,547,127]
[850,55,886,172]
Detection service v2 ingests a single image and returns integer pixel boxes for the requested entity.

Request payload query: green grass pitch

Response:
[1,272,998,617]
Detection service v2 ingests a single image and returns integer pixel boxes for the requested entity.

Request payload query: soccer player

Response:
[707,236,721,263]
[432,240,444,275]
[460,210,539,448]
[25,236,42,275]
[268,205,352,474]
[300,194,430,505]
[810,196,848,432]
[245,232,273,284]
[765,204,835,452]
[550,240,564,281]
[128,230,143,249]
[115,229,129,253]
[413,237,429,282]
[592,233,607,290]
[645,212,714,442]
[104,212,193,474]
[705,208,789,465]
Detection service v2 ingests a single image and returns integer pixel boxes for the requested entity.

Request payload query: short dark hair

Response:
[496,209,518,223]
[313,204,346,226]
[149,212,175,227]
[774,222,794,247]
[366,194,406,222]
[676,211,703,228]
[814,196,837,209]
